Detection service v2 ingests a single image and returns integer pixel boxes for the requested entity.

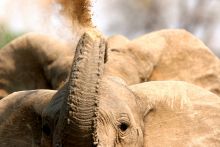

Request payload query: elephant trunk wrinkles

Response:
[53,29,106,147]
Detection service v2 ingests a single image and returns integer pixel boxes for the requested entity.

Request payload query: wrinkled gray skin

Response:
[96,78,144,147]
[1,79,220,147]
[1,30,220,147]
[1,29,220,99]
[0,30,145,147]
[0,78,146,147]
[1,0,219,145]
[40,77,144,147]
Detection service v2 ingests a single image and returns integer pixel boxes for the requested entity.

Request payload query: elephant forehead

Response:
[99,78,141,116]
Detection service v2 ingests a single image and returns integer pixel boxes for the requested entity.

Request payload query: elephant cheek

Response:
[127,128,144,147]
[97,123,117,146]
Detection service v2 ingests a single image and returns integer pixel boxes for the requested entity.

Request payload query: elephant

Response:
[1,0,220,146]
[0,29,220,147]
[105,29,220,95]
[1,29,220,99]
[0,33,74,99]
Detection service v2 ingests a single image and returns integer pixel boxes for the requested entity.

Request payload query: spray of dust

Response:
[0,0,94,44]
[57,0,92,27]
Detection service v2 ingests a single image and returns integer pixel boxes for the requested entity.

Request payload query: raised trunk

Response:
[53,29,106,147]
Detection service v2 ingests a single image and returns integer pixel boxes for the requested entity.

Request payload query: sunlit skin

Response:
[0,0,220,146]
[97,78,144,147]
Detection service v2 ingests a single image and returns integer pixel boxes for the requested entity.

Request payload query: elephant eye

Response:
[118,122,129,132]
[43,124,51,136]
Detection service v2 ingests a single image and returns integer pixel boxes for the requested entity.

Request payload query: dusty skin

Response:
[1,30,220,147]
[1,0,220,98]
[1,0,220,146]
[1,29,220,98]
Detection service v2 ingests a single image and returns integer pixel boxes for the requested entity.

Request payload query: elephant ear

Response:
[0,90,55,147]
[0,33,72,98]
[129,81,220,146]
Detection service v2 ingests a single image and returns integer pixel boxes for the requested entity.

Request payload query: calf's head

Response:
[41,30,146,147]
[96,78,144,147]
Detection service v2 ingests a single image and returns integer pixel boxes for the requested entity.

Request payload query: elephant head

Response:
[41,29,144,147]
[40,29,220,146]
[1,29,220,147]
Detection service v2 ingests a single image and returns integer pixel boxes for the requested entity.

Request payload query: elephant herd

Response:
[0,28,220,147]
